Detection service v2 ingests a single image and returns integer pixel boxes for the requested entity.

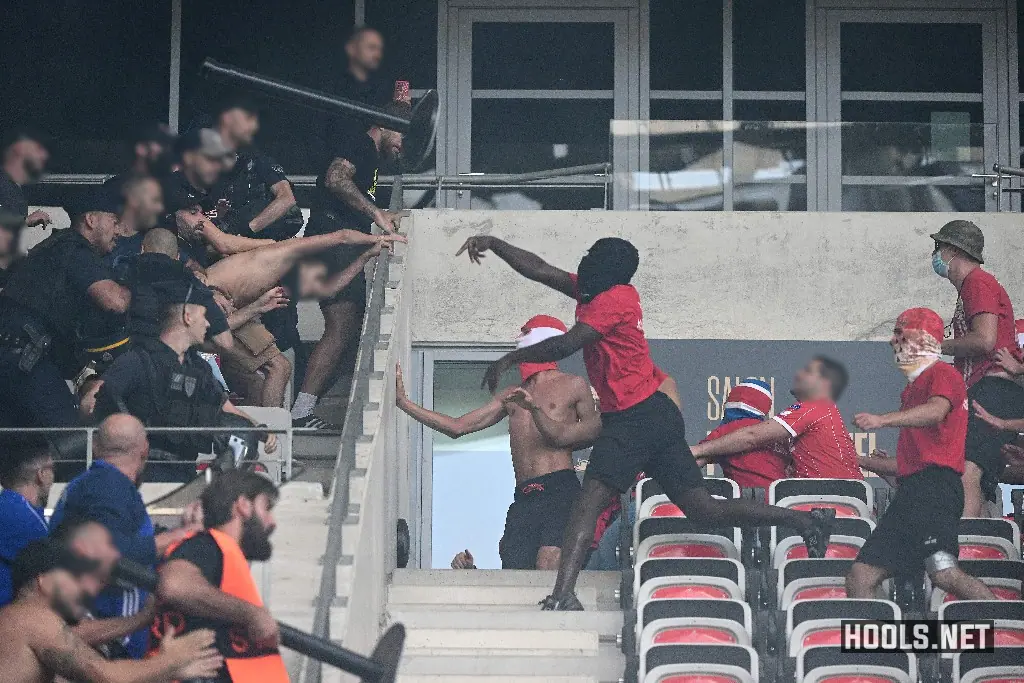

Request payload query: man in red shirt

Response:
[691,357,862,480]
[698,379,787,488]
[848,309,996,600]
[458,235,834,610]
[931,220,1024,516]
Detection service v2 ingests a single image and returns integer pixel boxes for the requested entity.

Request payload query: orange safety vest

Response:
[150,528,289,683]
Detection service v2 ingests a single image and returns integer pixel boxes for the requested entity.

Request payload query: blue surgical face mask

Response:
[932,250,950,278]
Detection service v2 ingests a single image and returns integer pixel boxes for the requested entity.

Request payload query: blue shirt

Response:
[0,489,49,606]
[51,460,156,658]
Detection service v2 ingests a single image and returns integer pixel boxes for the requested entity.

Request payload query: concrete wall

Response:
[407,210,1024,344]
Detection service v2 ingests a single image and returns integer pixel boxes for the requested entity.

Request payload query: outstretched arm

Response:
[396,363,509,438]
[482,323,601,392]
[324,157,401,234]
[854,396,952,430]
[311,242,391,300]
[690,419,791,461]
[973,400,1024,433]
[456,236,575,298]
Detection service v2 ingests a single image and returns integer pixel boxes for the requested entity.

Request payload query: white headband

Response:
[517,326,565,349]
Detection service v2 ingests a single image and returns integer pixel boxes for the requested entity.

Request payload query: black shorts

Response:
[305,214,371,305]
[856,465,962,574]
[586,390,705,497]
[499,469,581,569]
[965,376,1024,501]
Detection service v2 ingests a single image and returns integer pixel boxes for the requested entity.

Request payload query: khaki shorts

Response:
[218,319,283,400]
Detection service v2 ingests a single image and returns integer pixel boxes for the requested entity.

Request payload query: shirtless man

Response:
[143,224,403,407]
[0,538,221,683]
[396,315,595,569]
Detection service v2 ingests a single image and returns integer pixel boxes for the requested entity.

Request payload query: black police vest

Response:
[1,230,88,339]
[134,339,226,446]
[221,156,302,241]
[125,255,193,339]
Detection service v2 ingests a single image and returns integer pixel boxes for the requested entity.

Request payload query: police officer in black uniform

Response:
[0,188,129,429]
[93,279,275,482]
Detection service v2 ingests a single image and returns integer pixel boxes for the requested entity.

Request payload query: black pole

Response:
[112,559,401,682]
[200,59,410,132]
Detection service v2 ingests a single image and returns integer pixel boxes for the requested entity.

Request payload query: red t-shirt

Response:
[701,418,788,489]
[570,274,667,413]
[953,268,1016,387]
[772,399,863,479]
[896,361,968,477]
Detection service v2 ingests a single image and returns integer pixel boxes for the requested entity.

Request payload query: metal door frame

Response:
[810,1,1018,211]
[438,0,643,209]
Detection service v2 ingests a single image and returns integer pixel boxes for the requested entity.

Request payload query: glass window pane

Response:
[733,0,806,91]
[840,117,985,177]
[472,23,615,90]
[366,0,437,88]
[842,185,983,211]
[471,100,612,173]
[734,100,805,122]
[735,183,806,211]
[469,188,605,210]
[181,0,356,174]
[645,121,725,211]
[3,0,171,173]
[650,0,723,90]
[841,23,983,93]
[732,102,807,182]
[842,101,984,124]
[651,100,724,121]
[431,361,516,569]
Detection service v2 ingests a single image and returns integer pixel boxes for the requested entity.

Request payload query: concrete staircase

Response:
[386,569,625,683]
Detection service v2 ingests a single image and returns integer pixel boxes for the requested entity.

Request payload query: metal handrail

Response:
[35,162,611,189]
[302,223,395,683]
[0,425,292,480]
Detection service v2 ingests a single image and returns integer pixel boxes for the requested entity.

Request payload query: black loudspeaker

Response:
[396,518,410,569]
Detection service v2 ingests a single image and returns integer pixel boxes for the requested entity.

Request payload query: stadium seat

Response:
[785,599,901,657]
[637,477,740,508]
[953,648,1024,683]
[958,518,1021,560]
[797,647,916,683]
[939,601,1024,648]
[769,478,874,519]
[771,517,874,568]
[777,559,853,609]
[643,663,756,683]
[635,517,742,561]
[928,560,1024,610]
[637,599,752,660]
[641,643,759,683]
[635,558,746,603]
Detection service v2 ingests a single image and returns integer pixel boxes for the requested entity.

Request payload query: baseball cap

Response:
[132,122,176,147]
[176,128,231,160]
[65,186,124,222]
[10,539,100,594]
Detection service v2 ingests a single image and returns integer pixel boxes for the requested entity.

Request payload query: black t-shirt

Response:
[308,131,379,235]
[0,170,28,226]
[163,533,231,682]
[1,230,114,341]
[321,71,393,158]
[212,149,301,241]
[122,253,229,340]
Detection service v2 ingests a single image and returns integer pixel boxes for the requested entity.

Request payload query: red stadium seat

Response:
[636,599,752,660]
[772,518,874,569]
[777,559,853,610]
[785,599,900,657]
[641,644,758,683]
[787,501,865,518]
[954,648,1024,683]
[769,479,874,519]
[796,647,915,683]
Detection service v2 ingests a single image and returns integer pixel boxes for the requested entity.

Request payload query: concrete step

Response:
[398,677,597,683]
[392,569,619,588]
[387,609,623,635]
[388,585,599,609]
[399,647,624,680]
[404,628,598,654]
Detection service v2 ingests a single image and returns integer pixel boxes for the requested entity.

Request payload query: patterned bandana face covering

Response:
[892,308,944,381]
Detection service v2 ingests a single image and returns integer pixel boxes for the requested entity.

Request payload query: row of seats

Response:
[624,477,1024,683]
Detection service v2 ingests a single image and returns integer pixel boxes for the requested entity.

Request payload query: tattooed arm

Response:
[324,157,401,234]
[32,611,222,683]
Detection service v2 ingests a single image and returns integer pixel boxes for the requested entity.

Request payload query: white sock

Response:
[291,392,318,420]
